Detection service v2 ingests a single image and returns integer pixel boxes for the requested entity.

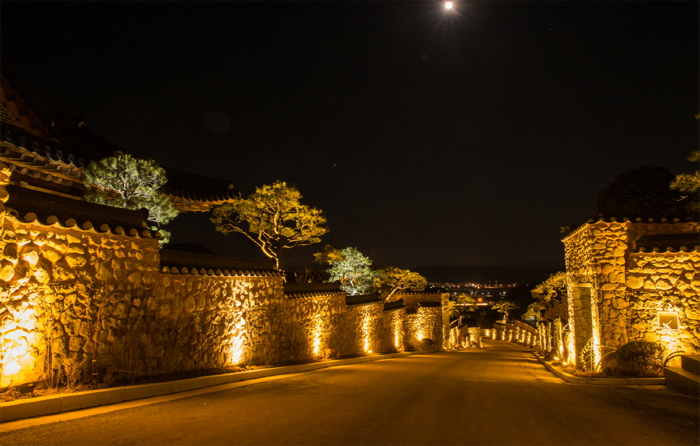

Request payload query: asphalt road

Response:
[2,341,698,445]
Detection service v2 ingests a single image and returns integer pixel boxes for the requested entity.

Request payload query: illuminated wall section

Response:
[0,170,453,389]
[625,248,700,357]
[564,218,700,370]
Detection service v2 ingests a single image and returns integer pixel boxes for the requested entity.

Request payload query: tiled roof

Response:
[2,125,84,170]
[2,125,237,211]
[634,233,700,253]
[160,266,283,278]
[159,249,276,273]
[161,168,239,212]
[383,299,406,312]
[345,293,382,307]
[589,216,698,224]
[1,59,63,142]
[563,215,699,241]
[4,185,157,239]
[284,282,344,298]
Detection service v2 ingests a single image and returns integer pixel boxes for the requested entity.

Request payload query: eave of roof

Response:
[345,293,382,307]
[2,126,237,211]
[634,232,700,253]
[159,249,276,273]
[562,215,699,242]
[4,185,154,239]
[383,299,406,312]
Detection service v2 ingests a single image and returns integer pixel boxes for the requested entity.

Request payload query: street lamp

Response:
[444,1,454,10]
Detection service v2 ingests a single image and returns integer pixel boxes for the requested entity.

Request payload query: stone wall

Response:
[626,250,700,355]
[275,291,345,363]
[0,178,165,387]
[393,292,449,349]
[380,308,406,353]
[155,270,284,370]
[336,302,386,356]
[0,184,447,388]
[0,172,449,389]
[563,219,700,369]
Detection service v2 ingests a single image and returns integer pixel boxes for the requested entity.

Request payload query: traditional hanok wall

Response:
[393,292,450,350]
[0,201,289,386]
[0,174,447,388]
[154,269,284,371]
[0,174,163,386]
[275,289,346,363]
[381,306,407,353]
[563,218,700,369]
[336,300,386,356]
[626,249,700,355]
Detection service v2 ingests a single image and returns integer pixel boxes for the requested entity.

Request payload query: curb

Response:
[1,351,422,423]
[533,353,665,386]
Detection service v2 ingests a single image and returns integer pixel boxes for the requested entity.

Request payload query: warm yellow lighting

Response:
[228,330,246,365]
[311,317,326,358]
[362,314,372,353]
[3,360,21,376]
[566,331,576,366]
[393,318,402,351]
[1,306,39,388]
[658,311,679,330]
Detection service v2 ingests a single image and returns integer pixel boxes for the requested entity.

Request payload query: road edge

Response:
[1,351,422,423]
[533,353,665,386]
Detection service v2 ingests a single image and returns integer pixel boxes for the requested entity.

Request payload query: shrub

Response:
[604,341,664,377]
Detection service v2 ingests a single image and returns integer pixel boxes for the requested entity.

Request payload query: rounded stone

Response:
[655,279,673,290]
[3,243,18,261]
[128,271,143,283]
[20,245,40,266]
[626,276,644,289]
[184,295,196,313]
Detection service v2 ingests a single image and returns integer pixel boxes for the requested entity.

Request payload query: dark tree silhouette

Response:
[596,166,690,218]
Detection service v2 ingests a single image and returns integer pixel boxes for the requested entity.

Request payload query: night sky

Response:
[2,1,698,270]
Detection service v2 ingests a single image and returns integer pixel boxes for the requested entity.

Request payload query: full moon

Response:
[444,1,453,10]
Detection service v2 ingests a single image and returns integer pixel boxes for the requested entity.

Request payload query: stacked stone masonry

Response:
[0,173,449,388]
[563,219,700,369]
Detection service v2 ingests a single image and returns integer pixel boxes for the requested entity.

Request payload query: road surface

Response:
[2,340,698,445]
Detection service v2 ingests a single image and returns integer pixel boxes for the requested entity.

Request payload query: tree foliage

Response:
[491,300,519,321]
[210,181,328,270]
[596,166,689,218]
[670,150,699,212]
[530,272,567,304]
[379,267,427,301]
[313,244,345,266]
[447,293,477,318]
[83,154,178,242]
[316,246,381,295]
[522,272,567,322]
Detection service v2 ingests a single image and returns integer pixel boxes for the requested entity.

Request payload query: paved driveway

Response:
[2,341,698,445]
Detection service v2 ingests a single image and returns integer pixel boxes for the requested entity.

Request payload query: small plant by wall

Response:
[602,341,665,377]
